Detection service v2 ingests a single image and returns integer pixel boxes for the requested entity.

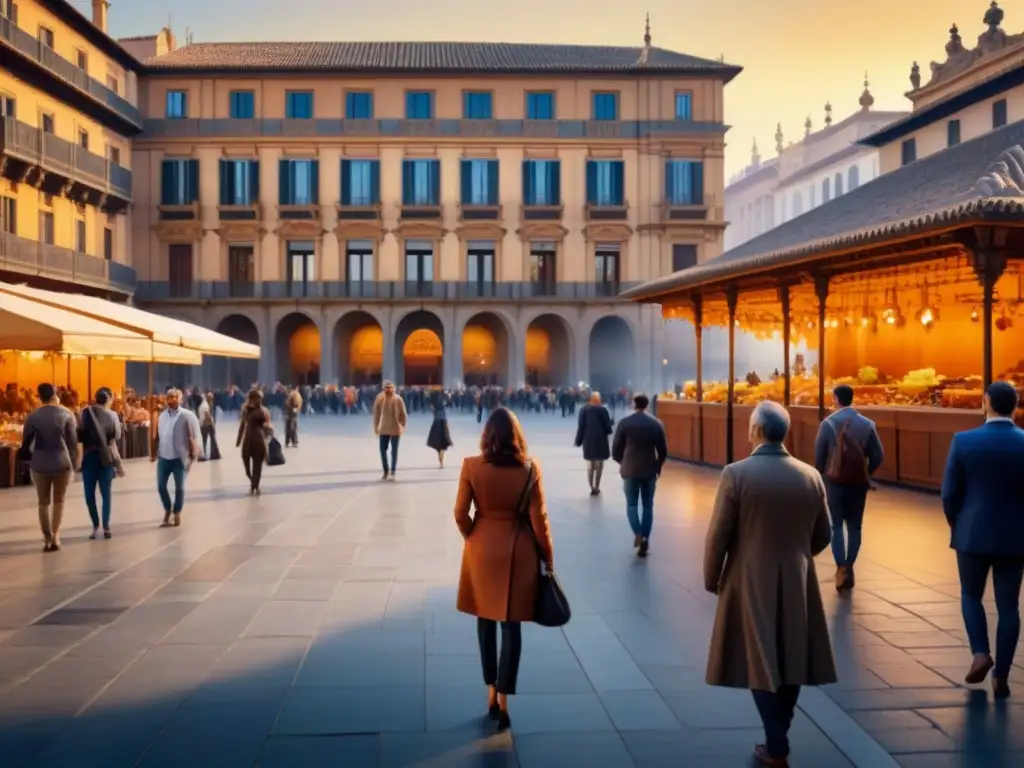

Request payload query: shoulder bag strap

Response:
[513,462,544,559]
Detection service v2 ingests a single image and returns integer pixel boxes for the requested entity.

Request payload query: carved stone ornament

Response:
[393,220,446,239]
[153,220,203,242]
[334,220,385,241]
[274,220,324,239]
[515,222,569,242]
[216,221,266,242]
[910,61,921,90]
[928,5,1024,87]
[973,145,1024,196]
[582,223,633,242]
[453,222,507,240]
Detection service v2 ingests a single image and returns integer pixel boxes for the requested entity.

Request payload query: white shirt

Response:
[987,416,1014,424]
[158,407,183,460]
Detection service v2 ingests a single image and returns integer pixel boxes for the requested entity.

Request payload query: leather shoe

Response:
[965,653,995,684]
[753,744,788,766]
[993,677,1011,699]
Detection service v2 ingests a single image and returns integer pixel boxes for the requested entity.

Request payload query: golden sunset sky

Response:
[114,0,1004,176]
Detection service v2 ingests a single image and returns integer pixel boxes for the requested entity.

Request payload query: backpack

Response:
[824,417,869,485]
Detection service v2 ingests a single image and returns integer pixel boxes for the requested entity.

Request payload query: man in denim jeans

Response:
[612,394,667,558]
[152,388,201,527]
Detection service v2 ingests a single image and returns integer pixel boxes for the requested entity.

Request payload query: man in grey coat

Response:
[814,384,884,591]
[611,393,667,558]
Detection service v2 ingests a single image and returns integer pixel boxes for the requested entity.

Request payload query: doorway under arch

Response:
[276,313,321,386]
[211,314,260,388]
[334,311,383,386]
[525,314,572,386]
[588,315,635,393]
[462,312,510,387]
[395,310,444,386]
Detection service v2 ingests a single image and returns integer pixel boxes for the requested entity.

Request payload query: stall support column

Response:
[975,247,1007,390]
[726,288,738,465]
[815,275,829,424]
[694,297,704,463]
[779,285,791,408]
[148,362,156,460]
[87,358,92,398]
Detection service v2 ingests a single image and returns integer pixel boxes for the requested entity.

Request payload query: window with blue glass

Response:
[285,91,314,119]
[165,90,188,119]
[526,92,555,120]
[402,159,440,205]
[460,160,499,205]
[406,91,434,120]
[160,159,199,205]
[586,160,624,206]
[664,160,704,206]
[346,92,374,120]
[522,160,560,206]
[675,91,692,120]
[592,92,618,121]
[278,159,319,205]
[341,159,380,206]
[219,160,259,205]
[229,90,255,119]
[463,91,493,120]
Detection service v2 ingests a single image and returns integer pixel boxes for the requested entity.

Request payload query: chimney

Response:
[92,0,109,34]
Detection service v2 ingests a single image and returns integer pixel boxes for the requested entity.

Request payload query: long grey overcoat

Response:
[704,443,838,691]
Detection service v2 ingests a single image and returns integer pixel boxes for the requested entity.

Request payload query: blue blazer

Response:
[941,420,1024,557]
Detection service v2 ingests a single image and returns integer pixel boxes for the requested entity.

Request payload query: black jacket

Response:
[575,404,613,461]
[611,411,667,479]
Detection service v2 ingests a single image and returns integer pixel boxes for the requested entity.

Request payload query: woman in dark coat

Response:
[574,392,614,495]
[236,389,272,496]
[426,390,453,467]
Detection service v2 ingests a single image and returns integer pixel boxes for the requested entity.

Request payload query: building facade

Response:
[0,0,138,298]
[862,2,1024,173]
[129,33,740,392]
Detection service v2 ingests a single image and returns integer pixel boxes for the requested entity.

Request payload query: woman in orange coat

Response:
[454,407,555,730]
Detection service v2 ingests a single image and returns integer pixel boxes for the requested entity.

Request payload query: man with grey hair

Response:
[152,388,201,527]
[705,400,836,767]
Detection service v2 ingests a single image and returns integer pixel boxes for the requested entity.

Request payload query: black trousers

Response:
[243,454,264,491]
[285,417,299,446]
[477,619,522,695]
[752,685,801,759]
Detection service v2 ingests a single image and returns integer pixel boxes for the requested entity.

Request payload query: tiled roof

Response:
[625,120,1024,300]
[144,41,741,80]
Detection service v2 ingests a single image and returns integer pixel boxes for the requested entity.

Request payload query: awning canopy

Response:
[0,282,260,360]
[0,292,201,363]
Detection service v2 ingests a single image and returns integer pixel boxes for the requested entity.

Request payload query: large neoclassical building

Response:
[129,29,740,391]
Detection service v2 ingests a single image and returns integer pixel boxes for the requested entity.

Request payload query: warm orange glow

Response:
[525,327,551,374]
[289,324,321,373]
[461,324,497,372]
[404,329,443,359]
[0,354,124,394]
[350,325,383,371]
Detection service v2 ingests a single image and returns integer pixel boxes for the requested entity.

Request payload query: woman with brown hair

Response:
[454,407,555,731]
[236,389,272,495]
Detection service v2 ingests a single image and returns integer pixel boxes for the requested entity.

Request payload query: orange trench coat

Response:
[455,456,555,623]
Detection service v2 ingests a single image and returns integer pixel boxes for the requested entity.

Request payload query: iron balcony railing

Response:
[0,117,132,201]
[0,232,136,293]
[0,17,141,128]
[134,280,640,302]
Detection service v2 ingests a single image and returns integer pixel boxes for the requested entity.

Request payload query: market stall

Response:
[629,127,1024,490]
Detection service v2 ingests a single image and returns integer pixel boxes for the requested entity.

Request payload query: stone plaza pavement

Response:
[0,411,1020,767]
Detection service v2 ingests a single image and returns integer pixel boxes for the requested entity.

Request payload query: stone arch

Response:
[276,311,321,386]
[395,309,444,387]
[462,311,511,387]
[847,164,860,191]
[334,310,383,386]
[525,313,572,387]
[210,314,260,389]
[588,315,635,393]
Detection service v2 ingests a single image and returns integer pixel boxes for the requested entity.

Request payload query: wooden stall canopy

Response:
[0,282,260,360]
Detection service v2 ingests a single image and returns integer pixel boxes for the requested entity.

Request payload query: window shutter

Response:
[585,161,597,204]
[278,159,291,205]
[430,160,440,205]
[664,161,675,204]
[522,161,533,204]
[340,159,351,205]
[160,160,175,205]
[218,160,230,205]
[401,161,412,205]
[692,162,704,205]
[310,161,320,204]
[549,161,561,204]
[487,160,499,205]
[249,161,260,201]
[370,161,380,204]
[187,159,199,202]
[612,162,624,205]
[10,3,17,24]
[460,160,471,204]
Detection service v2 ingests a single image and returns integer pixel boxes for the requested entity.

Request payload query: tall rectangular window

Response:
[103,227,113,260]
[168,244,193,297]
[402,159,440,205]
[76,49,87,71]
[664,160,704,206]
[901,138,916,166]
[165,90,188,119]
[38,26,53,48]
[529,242,557,295]
[460,159,498,205]
[106,75,119,95]
[467,241,495,295]
[219,160,259,205]
[41,113,53,133]
[229,90,255,119]
[592,92,618,121]
[0,94,14,118]
[463,91,493,119]
[109,146,121,165]
[345,91,374,119]
[160,159,200,205]
[947,119,961,147]
[346,240,374,283]
[287,240,316,297]
[285,91,314,119]
[406,91,434,119]
[526,91,555,120]
[228,246,255,296]
[586,160,624,206]
[993,99,1008,129]
[78,129,89,150]
[278,159,319,205]
[0,1,17,21]
[75,219,86,253]
[341,159,380,206]
[595,245,620,296]
[0,196,15,234]
[672,244,697,272]
[675,92,693,120]
[405,240,435,297]
[522,160,560,206]
[40,211,54,244]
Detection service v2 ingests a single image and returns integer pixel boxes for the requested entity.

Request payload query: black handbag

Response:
[267,437,286,466]
[513,463,571,628]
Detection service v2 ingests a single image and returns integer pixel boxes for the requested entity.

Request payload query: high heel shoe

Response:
[496,709,511,731]
[488,702,500,720]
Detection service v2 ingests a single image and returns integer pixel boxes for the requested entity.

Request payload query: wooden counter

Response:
[657,399,701,461]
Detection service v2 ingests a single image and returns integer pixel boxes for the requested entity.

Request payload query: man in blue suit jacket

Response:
[942,381,1024,699]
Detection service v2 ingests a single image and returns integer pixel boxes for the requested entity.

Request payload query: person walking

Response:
[79,388,124,540]
[814,384,885,591]
[942,380,1024,699]
[454,408,555,731]
[152,388,201,527]
[427,390,453,468]
[198,391,220,461]
[237,389,272,496]
[575,392,614,496]
[705,401,837,767]
[611,393,667,557]
[373,381,407,481]
[284,386,302,447]
[18,383,78,552]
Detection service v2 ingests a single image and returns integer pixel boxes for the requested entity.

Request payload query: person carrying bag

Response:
[80,392,124,540]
